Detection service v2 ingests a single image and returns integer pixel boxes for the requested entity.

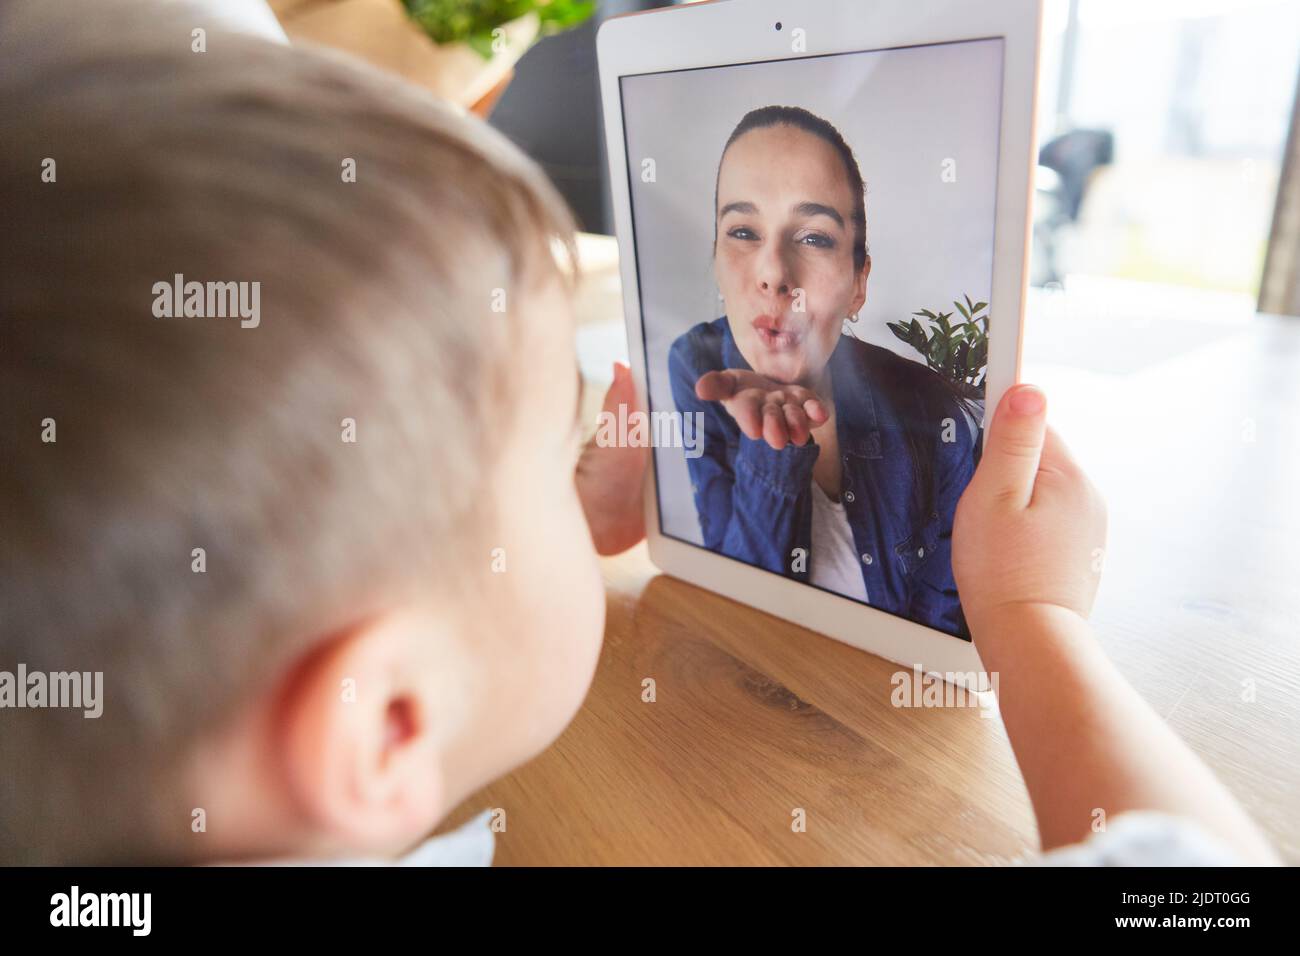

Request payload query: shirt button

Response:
[861,553,873,565]
[844,491,855,503]
[917,547,925,558]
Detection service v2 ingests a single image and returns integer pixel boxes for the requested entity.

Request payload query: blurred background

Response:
[1029,0,1300,316]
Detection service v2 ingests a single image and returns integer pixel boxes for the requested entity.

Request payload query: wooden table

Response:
[443,255,1300,865]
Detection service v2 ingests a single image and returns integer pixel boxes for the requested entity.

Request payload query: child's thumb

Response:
[977,384,1047,510]
[602,362,637,414]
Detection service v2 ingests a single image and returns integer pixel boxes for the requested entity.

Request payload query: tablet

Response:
[597,0,1040,682]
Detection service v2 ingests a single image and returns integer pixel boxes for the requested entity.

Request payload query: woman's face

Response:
[714,124,869,386]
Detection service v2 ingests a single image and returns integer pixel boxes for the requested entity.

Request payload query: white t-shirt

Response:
[1037,811,1242,866]
[243,810,1242,866]
[809,483,868,603]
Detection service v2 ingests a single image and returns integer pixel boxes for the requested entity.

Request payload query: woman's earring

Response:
[848,312,859,323]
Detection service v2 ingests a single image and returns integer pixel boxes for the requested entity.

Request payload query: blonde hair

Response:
[0,0,575,863]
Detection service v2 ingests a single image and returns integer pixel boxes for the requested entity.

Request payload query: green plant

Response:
[886,295,988,409]
[402,0,597,58]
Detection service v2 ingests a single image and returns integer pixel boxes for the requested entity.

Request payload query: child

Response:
[0,0,635,864]
[0,1,1275,866]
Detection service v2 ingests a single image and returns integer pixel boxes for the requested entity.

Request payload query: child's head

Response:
[0,2,604,864]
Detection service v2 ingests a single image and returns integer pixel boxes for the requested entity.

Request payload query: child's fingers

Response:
[977,384,1048,510]
[602,362,637,416]
[1040,424,1080,476]
[1036,426,1103,519]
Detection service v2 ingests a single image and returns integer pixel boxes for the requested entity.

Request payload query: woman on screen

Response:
[668,105,977,636]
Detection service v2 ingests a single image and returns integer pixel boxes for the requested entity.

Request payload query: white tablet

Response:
[597,0,1040,682]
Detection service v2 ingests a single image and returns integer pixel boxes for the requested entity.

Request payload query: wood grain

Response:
[443,553,1038,865]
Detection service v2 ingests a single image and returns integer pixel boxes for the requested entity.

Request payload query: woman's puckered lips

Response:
[751,313,805,351]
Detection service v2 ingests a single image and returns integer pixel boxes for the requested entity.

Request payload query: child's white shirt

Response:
[240,810,1240,866]
[1037,811,1242,866]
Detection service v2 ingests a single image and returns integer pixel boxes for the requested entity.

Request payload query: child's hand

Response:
[695,369,829,450]
[954,387,1278,865]
[953,385,1107,637]
[576,363,651,555]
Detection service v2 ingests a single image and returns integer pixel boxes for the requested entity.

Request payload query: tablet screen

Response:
[618,38,1004,640]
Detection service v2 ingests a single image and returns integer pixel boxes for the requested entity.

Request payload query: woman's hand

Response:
[694,369,828,450]
[576,363,651,556]
[952,384,1108,638]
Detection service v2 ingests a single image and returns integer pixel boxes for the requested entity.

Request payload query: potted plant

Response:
[270,0,596,116]
[886,295,989,427]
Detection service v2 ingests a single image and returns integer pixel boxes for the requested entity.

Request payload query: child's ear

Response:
[275,612,447,854]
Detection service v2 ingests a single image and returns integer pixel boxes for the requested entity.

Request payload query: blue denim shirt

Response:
[668,317,977,637]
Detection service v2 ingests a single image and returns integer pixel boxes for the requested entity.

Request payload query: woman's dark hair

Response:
[714,105,868,273]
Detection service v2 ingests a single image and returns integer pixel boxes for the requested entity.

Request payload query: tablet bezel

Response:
[596,0,1041,682]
